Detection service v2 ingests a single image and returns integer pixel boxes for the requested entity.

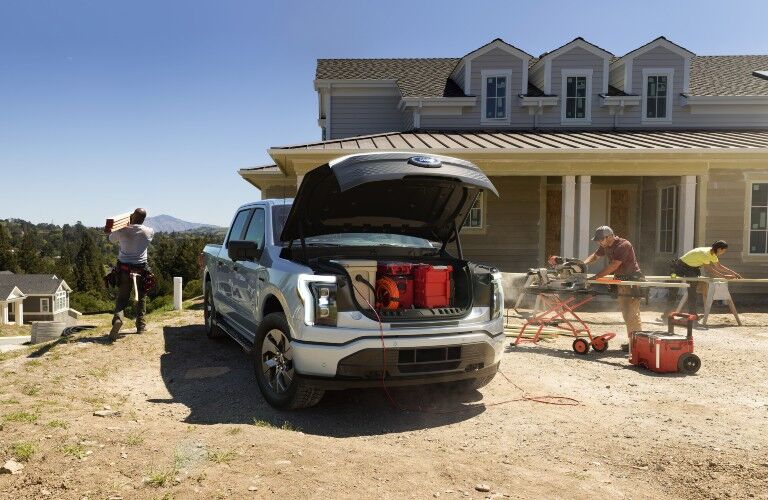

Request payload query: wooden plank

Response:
[105,212,131,233]
[588,280,689,288]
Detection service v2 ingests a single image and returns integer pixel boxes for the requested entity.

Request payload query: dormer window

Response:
[642,68,673,122]
[560,69,592,124]
[481,69,512,124]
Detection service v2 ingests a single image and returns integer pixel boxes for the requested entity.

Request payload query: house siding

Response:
[536,47,612,128]
[421,48,531,129]
[330,96,403,139]
[461,176,542,272]
[705,168,768,285]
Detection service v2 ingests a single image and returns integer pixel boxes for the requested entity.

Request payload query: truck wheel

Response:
[204,283,224,339]
[677,353,701,374]
[253,312,324,410]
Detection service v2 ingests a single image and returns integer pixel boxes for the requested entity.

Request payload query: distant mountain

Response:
[144,214,225,234]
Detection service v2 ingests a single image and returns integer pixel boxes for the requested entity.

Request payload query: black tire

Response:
[572,338,590,355]
[204,281,225,339]
[678,353,701,374]
[253,312,324,410]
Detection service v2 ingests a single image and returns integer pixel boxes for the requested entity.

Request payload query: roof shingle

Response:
[689,55,768,96]
[0,274,66,295]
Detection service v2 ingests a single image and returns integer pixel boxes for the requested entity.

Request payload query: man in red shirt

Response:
[583,226,644,351]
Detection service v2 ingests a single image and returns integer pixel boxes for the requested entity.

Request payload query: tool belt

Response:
[669,259,701,278]
[104,262,156,293]
[612,271,647,299]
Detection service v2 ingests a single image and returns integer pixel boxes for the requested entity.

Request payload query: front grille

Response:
[336,343,494,379]
[397,346,461,373]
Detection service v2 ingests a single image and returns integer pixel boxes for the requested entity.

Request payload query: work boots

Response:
[109,316,123,341]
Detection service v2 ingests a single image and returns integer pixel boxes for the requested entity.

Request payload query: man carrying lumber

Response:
[105,208,154,341]
[665,240,742,315]
[583,226,644,351]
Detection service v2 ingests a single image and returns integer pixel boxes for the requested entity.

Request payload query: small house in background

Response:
[0,273,75,325]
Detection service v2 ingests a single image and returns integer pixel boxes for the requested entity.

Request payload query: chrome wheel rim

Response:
[261,329,293,394]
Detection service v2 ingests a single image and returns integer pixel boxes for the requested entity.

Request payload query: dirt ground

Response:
[1,300,767,499]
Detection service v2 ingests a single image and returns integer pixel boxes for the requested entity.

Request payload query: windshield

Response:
[304,233,434,248]
[271,205,433,248]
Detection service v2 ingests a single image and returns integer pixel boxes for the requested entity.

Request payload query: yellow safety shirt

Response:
[680,247,719,268]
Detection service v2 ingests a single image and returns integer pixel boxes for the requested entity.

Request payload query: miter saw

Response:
[525,256,589,292]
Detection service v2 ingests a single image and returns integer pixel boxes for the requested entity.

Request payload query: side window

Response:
[243,209,266,249]
[749,183,768,254]
[226,209,252,247]
[465,192,484,229]
[642,69,673,122]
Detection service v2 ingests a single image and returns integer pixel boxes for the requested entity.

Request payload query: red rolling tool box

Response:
[414,264,453,308]
[629,312,701,374]
[376,263,415,309]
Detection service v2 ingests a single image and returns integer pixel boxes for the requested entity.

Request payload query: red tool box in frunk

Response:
[629,313,701,374]
[414,264,453,308]
[376,263,415,309]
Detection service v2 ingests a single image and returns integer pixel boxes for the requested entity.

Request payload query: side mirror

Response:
[227,240,262,262]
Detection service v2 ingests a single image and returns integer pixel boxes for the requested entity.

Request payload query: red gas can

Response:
[629,313,700,374]
[414,264,453,308]
[376,263,415,309]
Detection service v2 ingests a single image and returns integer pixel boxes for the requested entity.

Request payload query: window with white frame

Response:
[658,185,677,253]
[41,298,50,313]
[560,70,592,124]
[749,182,768,254]
[642,69,673,121]
[465,192,484,229]
[481,70,511,123]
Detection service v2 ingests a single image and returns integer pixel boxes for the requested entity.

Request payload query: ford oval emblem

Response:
[408,155,442,168]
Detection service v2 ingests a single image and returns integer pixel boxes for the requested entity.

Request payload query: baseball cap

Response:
[592,225,614,241]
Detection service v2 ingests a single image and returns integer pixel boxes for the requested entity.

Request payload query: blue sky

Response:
[1,0,766,227]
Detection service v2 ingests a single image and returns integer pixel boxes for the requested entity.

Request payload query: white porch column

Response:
[560,176,576,257]
[678,175,696,252]
[1,303,7,325]
[577,176,591,258]
[15,302,23,325]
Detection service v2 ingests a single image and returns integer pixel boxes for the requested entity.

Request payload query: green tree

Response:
[73,230,105,294]
[0,222,19,272]
[17,227,43,273]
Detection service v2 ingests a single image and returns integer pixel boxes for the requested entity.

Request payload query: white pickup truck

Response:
[202,152,504,409]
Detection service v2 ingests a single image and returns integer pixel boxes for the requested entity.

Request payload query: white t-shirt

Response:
[109,224,155,264]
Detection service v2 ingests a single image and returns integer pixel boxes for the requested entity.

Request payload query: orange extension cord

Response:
[351,280,580,413]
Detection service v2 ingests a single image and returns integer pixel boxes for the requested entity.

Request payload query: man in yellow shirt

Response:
[666,240,741,315]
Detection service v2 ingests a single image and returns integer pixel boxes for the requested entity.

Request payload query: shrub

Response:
[183,279,202,300]
[70,291,114,314]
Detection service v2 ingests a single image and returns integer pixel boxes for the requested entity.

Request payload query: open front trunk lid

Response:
[279,152,498,243]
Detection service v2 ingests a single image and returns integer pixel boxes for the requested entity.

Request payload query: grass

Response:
[0,398,20,405]
[145,468,175,488]
[62,444,86,459]
[11,441,36,462]
[252,419,274,428]
[124,430,146,446]
[225,427,243,435]
[207,449,237,465]
[21,384,40,396]
[3,411,38,423]
[88,366,109,380]
[280,421,300,431]
[48,419,68,429]
[25,360,42,369]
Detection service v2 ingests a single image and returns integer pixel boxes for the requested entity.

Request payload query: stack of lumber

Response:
[105,212,132,233]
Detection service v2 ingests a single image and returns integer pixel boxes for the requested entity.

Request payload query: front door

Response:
[231,208,267,341]
[589,187,635,253]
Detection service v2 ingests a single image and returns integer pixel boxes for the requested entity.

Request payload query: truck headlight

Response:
[297,274,337,326]
[491,273,504,319]
[310,282,337,326]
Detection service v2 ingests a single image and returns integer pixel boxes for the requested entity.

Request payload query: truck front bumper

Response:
[289,324,505,387]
